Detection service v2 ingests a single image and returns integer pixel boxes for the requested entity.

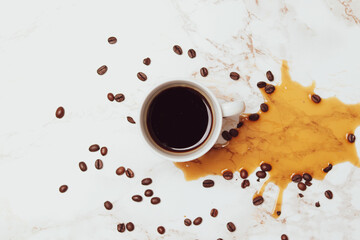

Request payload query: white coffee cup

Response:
[139,80,245,162]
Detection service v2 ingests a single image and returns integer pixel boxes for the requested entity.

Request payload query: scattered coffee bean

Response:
[229,129,239,137]
[222,131,232,141]
[303,173,312,181]
[104,201,113,210]
[97,65,108,75]
[100,147,108,156]
[311,94,321,103]
[55,107,65,118]
[144,189,153,197]
[117,223,125,232]
[315,201,320,207]
[157,226,165,234]
[79,162,87,172]
[143,57,151,66]
[266,71,274,81]
[260,163,272,172]
[173,45,183,55]
[126,222,134,231]
[59,185,68,193]
[241,179,250,188]
[125,168,134,178]
[89,144,100,152]
[141,178,152,185]
[132,195,143,202]
[193,217,202,225]
[230,72,240,80]
[223,171,233,180]
[116,166,125,175]
[323,164,333,173]
[188,49,196,58]
[325,190,333,199]
[281,234,288,240]
[184,218,192,226]
[299,193,304,198]
[227,222,236,232]
[292,174,302,183]
[277,211,281,216]
[115,93,125,102]
[256,171,267,179]
[95,159,103,170]
[107,93,115,101]
[253,196,264,206]
[217,238,223,240]
[137,72,147,81]
[127,116,136,124]
[297,182,306,191]
[210,208,218,217]
[240,169,248,179]
[108,36,117,44]
[237,122,244,128]
[249,113,260,121]
[200,67,209,77]
[305,181,312,187]
[257,81,267,88]
[348,133,356,143]
[260,103,269,112]
[202,179,215,188]
[265,84,275,94]
[151,197,161,205]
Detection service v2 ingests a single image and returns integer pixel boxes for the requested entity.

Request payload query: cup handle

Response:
[220,100,245,117]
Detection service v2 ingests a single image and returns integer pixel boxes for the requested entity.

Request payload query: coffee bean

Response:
[222,131,232,141]
[125,168,134,178]
[240,169,248,179]
[217,238,223,240]
[281,234,288,240]
[315,201,320,207]
[323,164,333,173]
[132,195,143,202]
[311,94,321,103]
[241,179,250,188]
[143,57,151,65]
[95,159,103,170]
[266,71,274,81]
[265,84,275,94]
[188,49,196,58]
[137,72,147,81]
[59,185,68,193]
[249,113,260,121]
[237,122,244,128]
[115,93,125,102]
[173,45,183,55]
[227,222,236,232]
[297,182,306,191]
[257,81,267,88]
[157,226,165,235]
[151,197,161,205]
[55,107,65,118]
[303,173,312,181]
[107,93,114,101]
[222,171,233,180]
[184,218,192,226]
[299,193,304,198]
[97,65,108,75]
[230,72,240,80]
[89,144,100,152]
[348,133,356,143]
[210,208,218,217]
[104,201,113,210]
[108,36,117,44]
[277,211,281,216]
[126,222,134,231]
[325,190,333,199]
[116,166,125,175]
[260,163,272,172]
[127,116,136,124]
[291,174,302,183]
[144,189,153,197]
[141,178,152,185]
[229,129,238,137]
[200,67,209,77]
[202,179,215,188]
[260,103,269,112]
[100,147,108,156]
[193,217,202,225]
[79,162,87,172]
[305,181,312,187]
[117,223,125,232]
[256,171,266,179]
[253,196,264,206]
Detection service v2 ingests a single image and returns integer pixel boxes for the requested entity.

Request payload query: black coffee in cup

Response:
[146,86,213,152]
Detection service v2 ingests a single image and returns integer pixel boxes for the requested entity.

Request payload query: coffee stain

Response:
[175,60,360,218]
[338,0,360,24]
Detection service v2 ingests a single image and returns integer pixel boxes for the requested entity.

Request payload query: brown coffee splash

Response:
[175,60,360,217]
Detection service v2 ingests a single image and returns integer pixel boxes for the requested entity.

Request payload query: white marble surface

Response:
[1,0,360,239]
